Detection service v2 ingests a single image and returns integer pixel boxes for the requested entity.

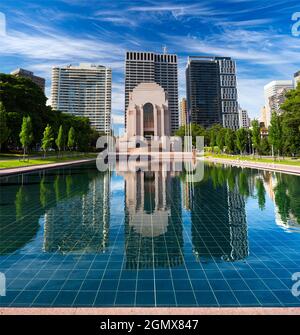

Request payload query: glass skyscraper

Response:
[125,51,179,134]
[186,56,239,130]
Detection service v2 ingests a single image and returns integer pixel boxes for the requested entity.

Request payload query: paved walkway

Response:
[0,307,300,315]
[0,158,96,177]
[204,156,300,176]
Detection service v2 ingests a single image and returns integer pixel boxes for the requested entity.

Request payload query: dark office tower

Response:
[186,56,239,130]
[125,51,179,134]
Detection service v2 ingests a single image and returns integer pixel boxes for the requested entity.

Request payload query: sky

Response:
[0,0,299,134]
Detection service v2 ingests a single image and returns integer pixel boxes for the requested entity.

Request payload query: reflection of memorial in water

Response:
[191,165,249,262]
[120,163,183,269]
[43,171,110,254]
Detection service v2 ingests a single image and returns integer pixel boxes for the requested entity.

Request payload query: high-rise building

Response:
[238,108,251,129]
[259,106,267,128]
[180,97,187,127]
[264,80,293,127]
[294,71,300,88]
[186,56,239,130]
[51,63,112,133]
[11,68,45,92]
[125,51,179,134]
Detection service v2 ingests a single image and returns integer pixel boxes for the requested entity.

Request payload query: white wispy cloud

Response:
[1,0,299,124]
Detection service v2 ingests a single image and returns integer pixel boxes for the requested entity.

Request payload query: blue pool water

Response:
[0,162,300,307]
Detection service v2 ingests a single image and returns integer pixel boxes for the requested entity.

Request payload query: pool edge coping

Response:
[0,158,97,177]
[203,157,300,176]
[1,307,300,315]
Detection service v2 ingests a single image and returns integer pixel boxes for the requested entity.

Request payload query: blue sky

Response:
[0,0,299,133]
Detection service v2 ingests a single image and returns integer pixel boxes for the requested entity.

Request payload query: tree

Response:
[55,125,64,157]
[0,74,96,152]
[209,129,216,152]
[236,128,248,155]
[209,124,222,152]
[175,123,206,148]
[0,74,47,148]
[216,128,225,152]
[0,101,10,152]
[41,124,54,158]
[280,84,300,156]
[251,119,261,155]
[19,116,33,160]
[225,129,236,154]
[67,127,76,151]
[268,112,283,157]
[259,137,270,155]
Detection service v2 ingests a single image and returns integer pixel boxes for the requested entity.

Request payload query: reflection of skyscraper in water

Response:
[120,166,183,269]
[191,169,248,262]
[44,173,110,253]
[225,182,249,261]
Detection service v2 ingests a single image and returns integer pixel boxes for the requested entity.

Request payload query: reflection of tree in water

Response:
[256,179,266,210]
[0,176,41,254]
[0,165,110,255]
[190,164,249,262]
[43,169,110,254]
[274,173,300,228]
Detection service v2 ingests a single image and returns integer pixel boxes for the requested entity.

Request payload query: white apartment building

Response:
[51,63,112,133]
[264,80,293,128]
[218,58,239,130]
[238,108,251,129]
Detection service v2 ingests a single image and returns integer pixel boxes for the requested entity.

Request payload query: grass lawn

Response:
[204,152,300,167]
[0,153,97,169]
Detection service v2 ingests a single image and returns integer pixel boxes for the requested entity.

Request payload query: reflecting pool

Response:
[0,162,300,307]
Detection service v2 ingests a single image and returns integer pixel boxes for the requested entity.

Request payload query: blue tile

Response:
[210,280,231,291]
[215,291,239,306]
[245,279,269,291]
[74,292,96,306]
[156,291,176,306]
[137,280,154,291]
[136,292,155,306]
[115,291,135,305]
[191,279,211,291]
[175,292,197,306]
[95,292,116,306]
[100,280,119,291]
[194,291,218,306]
[53,291,77,306]
[254,291,281,305]
[118,280,136,291]
[234,291,260,306]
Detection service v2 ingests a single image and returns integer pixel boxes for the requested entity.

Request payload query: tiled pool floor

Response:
[0,163,300,307]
